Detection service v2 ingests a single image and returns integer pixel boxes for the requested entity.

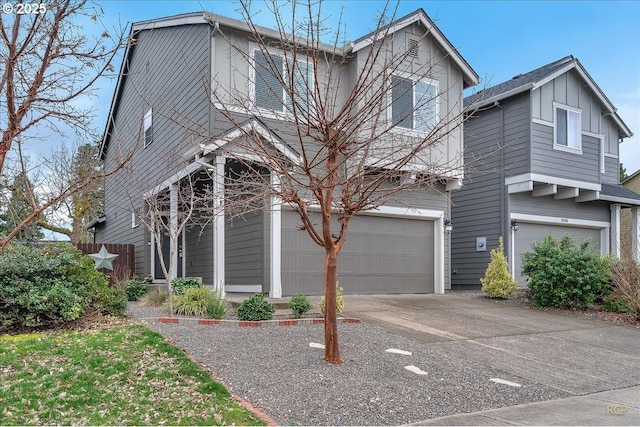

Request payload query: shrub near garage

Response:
[0,243,126,332]
[521,234,611,309]
[237,293,275,321]
[289,293,312,318]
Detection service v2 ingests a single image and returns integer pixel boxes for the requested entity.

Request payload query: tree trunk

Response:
[323,245,343,364]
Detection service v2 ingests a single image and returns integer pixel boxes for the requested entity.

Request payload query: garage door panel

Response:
[282,212,434,295]
[514,223,602,285]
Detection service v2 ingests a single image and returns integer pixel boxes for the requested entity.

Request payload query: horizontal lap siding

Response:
[101,24,211,279]
[225,210,264,286]
[601,156,619,184]
[510,192,610,222]
[185,225,213,285]
[452,93,530,286]
[531,124,599,183]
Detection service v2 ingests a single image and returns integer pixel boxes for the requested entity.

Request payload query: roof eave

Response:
[465,83,534,112]
[599,194,640,207]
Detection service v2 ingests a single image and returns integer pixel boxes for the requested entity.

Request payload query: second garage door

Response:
[513,223,603,285]
[281,211,434,295]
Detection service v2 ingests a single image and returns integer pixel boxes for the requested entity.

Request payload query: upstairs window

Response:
[555,104,581,150]
[254,51,313,115]
[144,108,153,147]
[255,52,284,111]
[391,75,438,132]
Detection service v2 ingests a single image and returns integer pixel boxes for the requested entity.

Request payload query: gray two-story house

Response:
[452,56,640,287]
[95,10,480,297]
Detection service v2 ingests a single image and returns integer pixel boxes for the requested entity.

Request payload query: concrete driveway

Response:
[342,292,640,425]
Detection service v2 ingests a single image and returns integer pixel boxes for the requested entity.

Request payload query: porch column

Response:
[610,203,621,258]
[633,207,640,262]
[170,183,179,279]
[213,156,226,295]
[269,173,282,298]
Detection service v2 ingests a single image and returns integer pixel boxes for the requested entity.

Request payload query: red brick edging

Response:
[155,316,361,327]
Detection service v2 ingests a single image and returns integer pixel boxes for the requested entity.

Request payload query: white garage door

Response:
[514,223,602,285]
[281,212,434,295]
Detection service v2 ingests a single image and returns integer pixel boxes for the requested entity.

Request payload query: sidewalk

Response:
[410,386,640,426]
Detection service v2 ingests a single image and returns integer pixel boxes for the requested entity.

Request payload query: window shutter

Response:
[392,76,413,129]
[255,52,284,111]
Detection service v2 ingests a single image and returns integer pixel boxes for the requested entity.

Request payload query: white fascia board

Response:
[132,13,208,32]
[297,203,444,221]
[532,60,632,138]
[531,63,576,91]
[203,119,301,165]
[142,160,204,198]
[505,173,601,192]
[204,13,338,55]
[510,213,610,229]
[465,83,534,112]
[599,194,640,207]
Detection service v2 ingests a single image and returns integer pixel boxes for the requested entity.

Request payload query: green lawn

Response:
[0,324,266,426]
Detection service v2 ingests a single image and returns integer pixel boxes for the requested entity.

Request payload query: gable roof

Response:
[350,9,480,88]
[623,168,640,185]
[100,9,479,158]
[465,55,632,139]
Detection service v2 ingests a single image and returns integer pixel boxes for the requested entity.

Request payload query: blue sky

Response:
[92,0,640,173]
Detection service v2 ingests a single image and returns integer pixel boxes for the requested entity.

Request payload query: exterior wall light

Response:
[444,219,453,233]
[511,219,519,232]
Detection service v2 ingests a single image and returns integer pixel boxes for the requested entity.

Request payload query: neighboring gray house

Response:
[95,10,480,297]
[452,56,640,287]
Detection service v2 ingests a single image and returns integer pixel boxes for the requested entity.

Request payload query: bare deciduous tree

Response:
[199,1,477,363]
[0,0,127,248]
[33,142,105,243]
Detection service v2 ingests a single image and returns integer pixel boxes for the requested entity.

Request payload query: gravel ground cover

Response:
[129,302,569,426]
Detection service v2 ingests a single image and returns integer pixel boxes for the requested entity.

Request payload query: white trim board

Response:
[510,213,609,229]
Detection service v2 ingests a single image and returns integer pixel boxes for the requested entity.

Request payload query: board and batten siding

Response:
[100,23,211,279]
[451,93,530,287]
[530,69,621,184]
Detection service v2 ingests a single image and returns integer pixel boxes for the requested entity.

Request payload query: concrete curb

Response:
[153,316,361,326]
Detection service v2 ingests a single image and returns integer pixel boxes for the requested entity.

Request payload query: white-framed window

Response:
[131,210,139,229]
[391,75,438,133]
[143,108,153,147]
[253,50,313,115]
[554,103,581,151]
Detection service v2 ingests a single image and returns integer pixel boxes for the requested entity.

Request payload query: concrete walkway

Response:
[342,292,640,426]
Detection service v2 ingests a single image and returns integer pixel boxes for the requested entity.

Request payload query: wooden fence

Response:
[75,243,135,284]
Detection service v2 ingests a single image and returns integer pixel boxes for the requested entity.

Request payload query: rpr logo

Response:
[606,404,628,415]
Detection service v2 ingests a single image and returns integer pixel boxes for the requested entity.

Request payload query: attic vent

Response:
[407,39,419,58]
[512,73,523,80]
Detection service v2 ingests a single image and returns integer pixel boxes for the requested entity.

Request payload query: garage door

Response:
[281,212,434,295]
[513,223,602,285]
